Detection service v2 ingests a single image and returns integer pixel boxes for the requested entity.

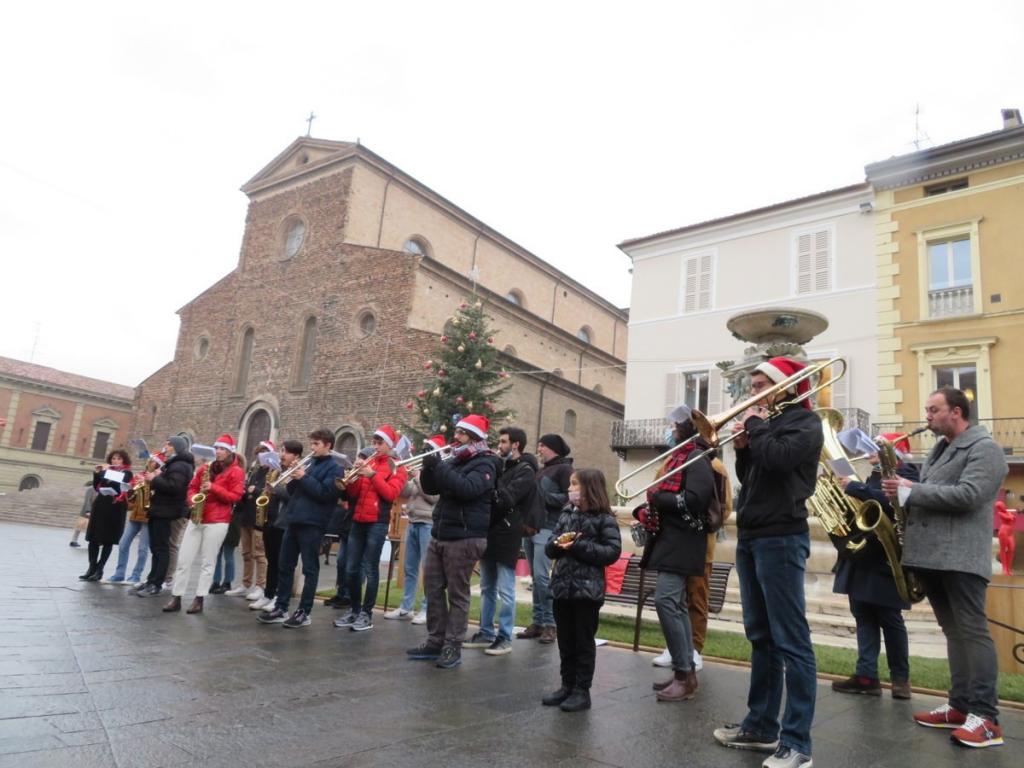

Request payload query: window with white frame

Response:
[666,369,710,413]
[682,253,713,313]
[795,227,832,294]
[927,237,973,318]
[935,365,978,406]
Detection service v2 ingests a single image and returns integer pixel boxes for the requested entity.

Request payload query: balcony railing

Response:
[872,418,1024,462]
[928,285,974,318]
[611,407,871,451]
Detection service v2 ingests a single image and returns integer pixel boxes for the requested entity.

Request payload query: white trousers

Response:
[172,522,229,598]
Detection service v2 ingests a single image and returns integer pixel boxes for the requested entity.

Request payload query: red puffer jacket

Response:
[346,454,408,524]
[187,459,245,524]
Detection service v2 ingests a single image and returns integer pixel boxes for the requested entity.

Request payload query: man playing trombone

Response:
[713,357,823,768]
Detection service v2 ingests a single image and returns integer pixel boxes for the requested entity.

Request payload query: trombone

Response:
[614,357,846,504]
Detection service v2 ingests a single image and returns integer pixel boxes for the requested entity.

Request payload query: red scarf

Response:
[647,441,698,501]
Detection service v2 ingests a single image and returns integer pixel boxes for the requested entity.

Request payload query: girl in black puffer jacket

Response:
[542,469,622,713]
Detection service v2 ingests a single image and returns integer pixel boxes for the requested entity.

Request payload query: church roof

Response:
[0,355,135,402]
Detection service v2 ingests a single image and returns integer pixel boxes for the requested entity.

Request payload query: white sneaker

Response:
[245,587,264,601]
[693,649,704,671]
[652,649,673,667]
[225,585,250,596]
[383,608,412,620]
[411,610,427,625]
[249,596,273,610]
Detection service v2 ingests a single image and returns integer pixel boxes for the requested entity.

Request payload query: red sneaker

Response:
[913,703,967,729]
[950,714,1004,748]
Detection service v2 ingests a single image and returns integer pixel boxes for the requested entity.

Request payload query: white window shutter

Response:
[698,253,713,310]
[706,368,723,415]
[797,233,813,294]
[683,257,698,312]
[665,371,681,411]
[814,229,832,291]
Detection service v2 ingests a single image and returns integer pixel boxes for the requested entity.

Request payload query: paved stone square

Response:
[0,521,1019,767]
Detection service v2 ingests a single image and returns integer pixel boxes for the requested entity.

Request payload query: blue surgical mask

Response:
[664,428,677,447]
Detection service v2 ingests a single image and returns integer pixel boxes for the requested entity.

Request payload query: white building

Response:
[614,183,876,483]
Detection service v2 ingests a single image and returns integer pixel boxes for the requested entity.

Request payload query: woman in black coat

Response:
[82,449,133,581]
[542,468,622,713]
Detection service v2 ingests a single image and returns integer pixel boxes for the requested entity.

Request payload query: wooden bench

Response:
[604,554,734,651]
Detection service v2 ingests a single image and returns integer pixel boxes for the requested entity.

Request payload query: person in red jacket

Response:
[164,434,245,615]
[334,425,408,632]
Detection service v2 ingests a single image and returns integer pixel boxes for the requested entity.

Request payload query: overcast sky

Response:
[1,1,1021,387]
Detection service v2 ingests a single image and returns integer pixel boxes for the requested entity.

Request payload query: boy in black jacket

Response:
[136,436,195,597]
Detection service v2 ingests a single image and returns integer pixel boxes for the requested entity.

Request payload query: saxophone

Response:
[255,469,278,527]
[852,430,928,604]
[127,459,156,522]
[190,465,209,525]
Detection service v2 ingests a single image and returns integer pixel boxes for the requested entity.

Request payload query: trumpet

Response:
[614,357,845,504]
[268,453,314,489]
[395,442,454,472]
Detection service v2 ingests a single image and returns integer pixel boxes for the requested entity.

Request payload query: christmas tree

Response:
[403,296,514,444]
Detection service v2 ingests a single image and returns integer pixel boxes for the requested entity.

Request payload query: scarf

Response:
[453,439,490,463]
[647,441,698,500]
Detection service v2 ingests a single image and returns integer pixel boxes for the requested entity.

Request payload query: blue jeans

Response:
[345,521,389,617]
[736,532,816,756]
[479,558,517,641]
[849,597,909,682]
[275,524,323,615]
[111,520,149,582]
[399,522,432,613]
[213,544,236,585]
[524,529,554,626]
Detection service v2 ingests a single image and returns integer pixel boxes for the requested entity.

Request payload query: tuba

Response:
[854,431,928,604]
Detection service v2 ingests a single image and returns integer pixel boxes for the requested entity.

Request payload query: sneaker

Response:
[102,576,125,584]
[411,610,427,625]
[257,606,289,624]
[436,645,462,669]
[383,608,412,620]
[693,649,704,672]
[406,642,443,660]
[69,541,82,548]
[913,703,967,729]
[249,596,273,610]
[351,613,373,632]
[762,745,813,768]
[652,648,673,667]
[134,584,162,598]
[333,611,358,629]
[245,587,264,601]
[225,585,250,596]
[463,631,495,649]
[282,609,311,628]
[831,675,882,696]
[712,724,779,752]
[949,713,1004,748]
[209,582,229,595]
[324,594,351,608]
[484,637,512,656]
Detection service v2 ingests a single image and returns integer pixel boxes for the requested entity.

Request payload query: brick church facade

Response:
[133,138,627,480]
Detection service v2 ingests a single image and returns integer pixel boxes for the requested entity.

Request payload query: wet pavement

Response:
[1,521,1020,767]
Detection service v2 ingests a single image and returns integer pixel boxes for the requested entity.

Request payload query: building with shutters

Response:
[0,356,135,493]
[132,137,628,481]
[614,183,877,485]
[865,109,1024,498]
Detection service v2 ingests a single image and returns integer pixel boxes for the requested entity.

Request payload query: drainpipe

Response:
[375,174,394,248]
[535,373,550,442]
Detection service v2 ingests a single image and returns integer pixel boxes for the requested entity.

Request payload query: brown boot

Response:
[186,596,204,614]
[539,625,557,644]
[162,596,181,613]
[652,676,674,691]
[656,669,698,701]
[516,624,542,639]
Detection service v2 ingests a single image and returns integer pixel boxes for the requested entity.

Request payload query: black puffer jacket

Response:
[638,454,713,575]
[546,506,622,604]
[147,452,195,519]
[483,453,541,566]
[537,456,574,530]
[235,464,269,528]
[421,451,502,541]
[734,404,823,539]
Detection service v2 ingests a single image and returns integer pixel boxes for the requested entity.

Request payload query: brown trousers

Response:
[239,526,267,588]
[685,532,717,652]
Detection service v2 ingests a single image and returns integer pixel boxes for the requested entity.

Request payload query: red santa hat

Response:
[373,425,397,449]
[753,357,812,410]
[259,439,276,453]
[425,435,447,451]
[879,432,912,459]
[455,414,489,440]
[213,434,237,452]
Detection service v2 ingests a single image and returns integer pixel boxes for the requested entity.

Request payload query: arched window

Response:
[503,345,517,357]
[564,409,577,436]
[149,405,158,434]
[235,327,255,394]
[577,326,593,345]
[357,310,377,338]
[282,217,306,260]
[242,409,272,459]
[334,427,362,460]
[505,289,525,307]
[403,237,431,258]
[295,316,317,388]
[18,475,41,491]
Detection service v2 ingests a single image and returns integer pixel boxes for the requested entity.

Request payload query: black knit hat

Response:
[538,433,571,457]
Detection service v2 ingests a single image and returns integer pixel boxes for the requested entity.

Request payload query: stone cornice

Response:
[0,374,134,409]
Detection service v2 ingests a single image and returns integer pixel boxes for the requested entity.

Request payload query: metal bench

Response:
[604,554,734,651]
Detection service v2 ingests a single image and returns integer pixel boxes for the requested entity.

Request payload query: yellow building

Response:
[866,109,1024,497]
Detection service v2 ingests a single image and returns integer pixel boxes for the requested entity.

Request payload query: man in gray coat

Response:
[882,387,1008,748]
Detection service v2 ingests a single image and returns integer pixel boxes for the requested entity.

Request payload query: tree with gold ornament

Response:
[403,296,513,445]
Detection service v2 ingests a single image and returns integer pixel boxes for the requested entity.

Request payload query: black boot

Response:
[209,582,222,594]
[84,568,103,582]
[541,686,573,707]
[79,564,97,581]
[560,688,591,712]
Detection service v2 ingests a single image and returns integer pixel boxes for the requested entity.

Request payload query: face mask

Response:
[664,428,677,447]
[568,490,581,506]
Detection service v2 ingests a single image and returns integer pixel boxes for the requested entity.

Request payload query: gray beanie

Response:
[166,436,189,456]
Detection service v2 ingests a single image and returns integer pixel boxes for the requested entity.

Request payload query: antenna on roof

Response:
[913,103,931,151]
